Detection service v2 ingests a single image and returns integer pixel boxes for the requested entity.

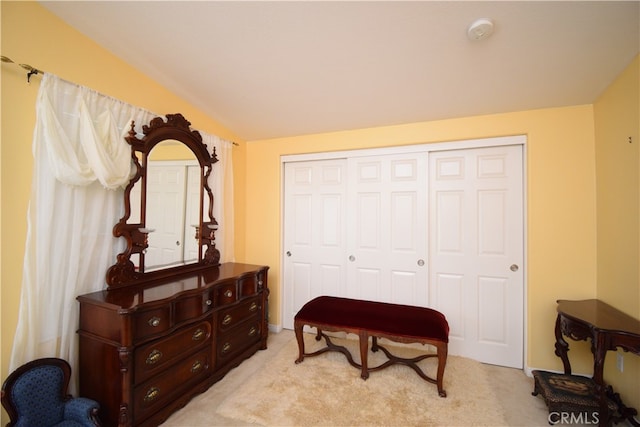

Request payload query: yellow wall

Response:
[243,56,640,411]
[2,0,638,423]
[246,105,599,374]
[594,55,640,410]
[1,3,245,423]
[148,142,196,161]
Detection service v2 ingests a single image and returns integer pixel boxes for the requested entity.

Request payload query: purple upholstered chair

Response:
[1,358,100,427]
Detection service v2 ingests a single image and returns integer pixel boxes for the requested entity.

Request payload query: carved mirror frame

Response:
[106,113,220,289]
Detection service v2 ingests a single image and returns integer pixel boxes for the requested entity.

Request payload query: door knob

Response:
[510,264,519,272]
[176,241,180,246]
[349,255,356,262]
[286,251,292,257]
[417,259,425,267]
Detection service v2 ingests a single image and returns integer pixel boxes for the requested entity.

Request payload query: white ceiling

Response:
[40,1,639,141]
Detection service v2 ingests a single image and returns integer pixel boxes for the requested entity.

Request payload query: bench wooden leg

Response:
[436,343,448,397]
[359,330,369,380]
[293,322,447,398]
[294,321,305,364]
[371,336,379,352]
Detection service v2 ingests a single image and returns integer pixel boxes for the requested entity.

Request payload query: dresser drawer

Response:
[133,306,171,341]
[239,272,267,297]
[237,274,254,296]
[211,282,237,306]
[174,293,213,324]
[216,320,261,368]
[218,296,261,333]
[134,349,212,422]
[134,321,212,384]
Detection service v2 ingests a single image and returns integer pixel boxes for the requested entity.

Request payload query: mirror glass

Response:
[130,141,201,271]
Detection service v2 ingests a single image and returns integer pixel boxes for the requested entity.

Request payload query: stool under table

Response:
[532,370,618,424]
[293,296,449,397]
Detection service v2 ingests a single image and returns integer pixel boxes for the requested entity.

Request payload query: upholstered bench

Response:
[294,296,449,397]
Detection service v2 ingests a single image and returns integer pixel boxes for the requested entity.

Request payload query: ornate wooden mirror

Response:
[106,113,220,288]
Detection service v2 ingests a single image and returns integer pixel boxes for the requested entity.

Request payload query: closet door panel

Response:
[283,160,348,329]
[347,153,428,306]
[429,145,524,368]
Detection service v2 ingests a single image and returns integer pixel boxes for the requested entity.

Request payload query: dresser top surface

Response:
[78,262,268,309]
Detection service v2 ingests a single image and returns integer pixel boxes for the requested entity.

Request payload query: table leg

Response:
[359,330,369,380]
[554,314,572,374]
[592,334,609,427]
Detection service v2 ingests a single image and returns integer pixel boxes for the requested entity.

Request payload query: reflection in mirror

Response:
[131,253,141,275]
[138,141,200,271]
[129,151,144,224]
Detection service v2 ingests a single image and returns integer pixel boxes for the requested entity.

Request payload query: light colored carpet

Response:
[214,333,507,426]
[163,329,554,426]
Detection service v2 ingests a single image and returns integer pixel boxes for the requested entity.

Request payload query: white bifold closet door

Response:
[282,159,349,326]
[282,142,524,368]
[428,145,523,368]
[345,153,428,305]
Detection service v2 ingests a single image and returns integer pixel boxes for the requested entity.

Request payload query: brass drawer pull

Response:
[205,299,212,306]
[224,289,233,298]
[148,317,161,327]
[258,280,263,286]
[145,349,163,365]
[192,328,205,341]
[249,302,258,312]
[222,314,232,325]
[144,387,160,402]
[248,326,257,337]
[222,342,231,354]
[191,360,203,373]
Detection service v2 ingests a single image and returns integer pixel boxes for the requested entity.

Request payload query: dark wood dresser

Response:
[77,263,269,427]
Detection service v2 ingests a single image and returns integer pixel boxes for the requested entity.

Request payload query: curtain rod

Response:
[1,55,240,146]
[1,55,43,83]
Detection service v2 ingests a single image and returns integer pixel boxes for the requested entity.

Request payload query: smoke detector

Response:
[467,18,494,41]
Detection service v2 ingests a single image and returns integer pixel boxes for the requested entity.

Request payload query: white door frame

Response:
[279,135,527,366]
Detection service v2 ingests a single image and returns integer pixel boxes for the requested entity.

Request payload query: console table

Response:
[554,299,640,426]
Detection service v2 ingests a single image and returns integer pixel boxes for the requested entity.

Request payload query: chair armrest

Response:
[63,397,101,426]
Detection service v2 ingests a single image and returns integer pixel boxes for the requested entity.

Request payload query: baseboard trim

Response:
[525,366,592,379]
[269,323,283,333]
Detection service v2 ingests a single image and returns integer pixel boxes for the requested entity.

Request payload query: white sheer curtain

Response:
[10,74,234,391]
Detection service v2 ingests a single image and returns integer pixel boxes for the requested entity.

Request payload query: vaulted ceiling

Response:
[41,1,639,141]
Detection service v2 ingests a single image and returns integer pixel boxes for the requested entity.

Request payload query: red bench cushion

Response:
[295,296,449,343]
